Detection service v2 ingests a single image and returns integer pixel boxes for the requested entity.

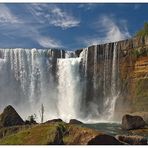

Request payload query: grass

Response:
[0,122,105,145]
[0,123,61,145]
[0,125,31,139]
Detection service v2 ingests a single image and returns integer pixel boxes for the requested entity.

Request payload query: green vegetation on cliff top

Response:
[136,22,148,37]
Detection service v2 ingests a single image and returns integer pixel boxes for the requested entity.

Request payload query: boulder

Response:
[45,119,63,124]
[115,135,147,145]
[87,134,123,145]
[69,119,83,124]
[130,112,148,125]
[122,114,146,130]
[0,105,24,127]
[64,124,123,145]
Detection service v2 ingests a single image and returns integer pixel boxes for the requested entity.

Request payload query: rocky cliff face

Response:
[76,36,148,120]
[116,36,148,119]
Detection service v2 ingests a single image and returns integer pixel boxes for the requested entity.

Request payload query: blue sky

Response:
[0,3,148,50]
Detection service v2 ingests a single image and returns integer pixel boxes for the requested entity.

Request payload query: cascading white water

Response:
[79,43,120,122]
[57,58,82,122]
[109,43,119,118]
[0,48,83,122]
[93,45,97,91]
[79,48,88,77]
[0,45,120,123]
[111,43,117,97]
[65,51,76,58]
[0,48,58,121]
[103,44,109,98]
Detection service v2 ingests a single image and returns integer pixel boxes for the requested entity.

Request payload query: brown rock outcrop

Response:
[69,119,83,124]
[64,124,123,145]
[0,105,24,127]
[122,114,146,130]
[115,135,147,145]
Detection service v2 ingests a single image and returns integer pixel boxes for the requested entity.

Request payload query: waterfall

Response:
[65,51,76,58]
[111,43,117,97]
[0,48,58,121]
[0,45,120,123]
[109,43,119,118]
[79,43,120,122]
[57,58,82,122]
[79,48,88,77]
[93,45,97,91]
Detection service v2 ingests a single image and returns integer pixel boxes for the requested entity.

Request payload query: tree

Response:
[27,114,37,124]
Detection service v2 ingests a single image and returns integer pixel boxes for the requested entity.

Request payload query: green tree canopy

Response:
[136,22,148,37]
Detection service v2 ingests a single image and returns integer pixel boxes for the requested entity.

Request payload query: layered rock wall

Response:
[76,36,148,120]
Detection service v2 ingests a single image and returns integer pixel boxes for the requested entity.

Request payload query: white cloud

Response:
[15,25,63,48]
[0,4,63,48]
[82,15,131,46]
[28,4,80,29]
[0,4,19,23]
[33,32,63,48]
[48,6,80,29]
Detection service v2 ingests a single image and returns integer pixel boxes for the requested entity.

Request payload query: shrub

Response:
[136,22,148,37]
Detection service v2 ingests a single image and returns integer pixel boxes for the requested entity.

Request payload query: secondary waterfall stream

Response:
[0,43,120,123]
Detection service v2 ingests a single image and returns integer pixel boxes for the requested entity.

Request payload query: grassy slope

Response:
[0,122,109,145]
[0,122,124,145]
[0,123,60,145]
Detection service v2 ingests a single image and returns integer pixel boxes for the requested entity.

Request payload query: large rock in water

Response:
[115,135,147,145]
[122,114,146,130]
[0,105,24,127]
